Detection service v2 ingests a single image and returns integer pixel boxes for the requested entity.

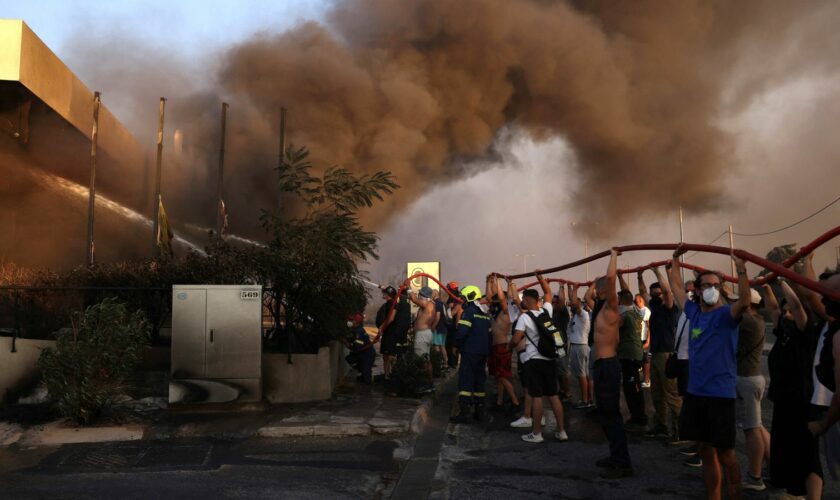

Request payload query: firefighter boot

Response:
[473,402,486,422]
[449,402,472,424]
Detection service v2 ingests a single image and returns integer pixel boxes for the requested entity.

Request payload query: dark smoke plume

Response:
[54,0,840,242]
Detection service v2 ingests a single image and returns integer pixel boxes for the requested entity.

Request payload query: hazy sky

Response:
[5,1,840,288]
[4,0,328,58]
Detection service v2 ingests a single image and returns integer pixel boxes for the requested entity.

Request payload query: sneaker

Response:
[572,401,590,409]
[679,444,698,456]
[600,465,634,479]
[521,432,544,443]
[742,474,766,491]
[684,455,703,468]
[641,381,651,388]
[668,436,690,446]
[510,416,533,428]
[555,430,569,442]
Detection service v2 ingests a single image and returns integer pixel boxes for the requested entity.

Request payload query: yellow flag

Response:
[157,195,174,257]
[219,199,229,236]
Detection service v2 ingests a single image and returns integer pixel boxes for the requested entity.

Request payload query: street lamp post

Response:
[515,253,535,273]
[570,221,590,281]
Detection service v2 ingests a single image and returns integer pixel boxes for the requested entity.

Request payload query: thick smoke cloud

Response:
[156,0,836,238]
[14,0,840,258]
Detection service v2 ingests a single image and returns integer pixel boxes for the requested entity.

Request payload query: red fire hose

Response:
[495,224,840,302]
[374,225,840,339]
[375,273,464,338]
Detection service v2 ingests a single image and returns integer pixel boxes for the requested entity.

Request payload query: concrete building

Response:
[0,19,155,269]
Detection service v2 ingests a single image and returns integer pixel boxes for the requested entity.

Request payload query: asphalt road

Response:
[3,366,840,499]
[1,436,407,499]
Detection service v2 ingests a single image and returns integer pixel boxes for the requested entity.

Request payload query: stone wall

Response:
[263,341,350,404]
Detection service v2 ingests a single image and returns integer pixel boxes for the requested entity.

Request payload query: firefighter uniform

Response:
[451,285,492,422]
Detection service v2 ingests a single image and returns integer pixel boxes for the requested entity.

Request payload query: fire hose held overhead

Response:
[494,224,840,302]
[375,224,840,339]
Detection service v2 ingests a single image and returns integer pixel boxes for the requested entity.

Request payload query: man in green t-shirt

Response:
[618,289,648,429]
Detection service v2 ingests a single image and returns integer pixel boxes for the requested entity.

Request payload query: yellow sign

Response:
[406,261,440,292]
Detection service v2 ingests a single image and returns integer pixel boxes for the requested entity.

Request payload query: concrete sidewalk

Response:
[1,373,454,448]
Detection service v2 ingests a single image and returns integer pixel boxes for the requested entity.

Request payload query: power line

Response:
[685,230,729,259]
[732,193,840,237]
[684,192,840,258]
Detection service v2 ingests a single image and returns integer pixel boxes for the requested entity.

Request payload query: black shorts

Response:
[525,358,559,398]
[516,351,526,380]
[380,331,407,356]
[679,394,736,449]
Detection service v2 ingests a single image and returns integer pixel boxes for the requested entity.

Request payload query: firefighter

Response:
[450,285,493,423]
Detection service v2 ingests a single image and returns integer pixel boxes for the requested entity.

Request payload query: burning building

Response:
[0,19,169,269]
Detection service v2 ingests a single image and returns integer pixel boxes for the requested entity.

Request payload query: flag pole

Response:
[153,97,166,254]
[86,91,101,266]
[277,107,286,213]
[216,102,228,237]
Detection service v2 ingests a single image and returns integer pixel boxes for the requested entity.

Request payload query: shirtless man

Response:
[593,249,634,479]
[410,286,436,379]
[488,275,520,411]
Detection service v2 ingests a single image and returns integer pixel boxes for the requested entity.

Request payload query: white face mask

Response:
[619,305,631,314]
[346,321,354,328]
[701,287,720,306]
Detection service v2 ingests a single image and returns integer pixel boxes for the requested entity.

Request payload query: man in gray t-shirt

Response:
[736,289,769,489]
[566,283,592,409]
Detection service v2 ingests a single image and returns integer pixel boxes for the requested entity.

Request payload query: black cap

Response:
[383,286,397,298]
[522,289,540,300]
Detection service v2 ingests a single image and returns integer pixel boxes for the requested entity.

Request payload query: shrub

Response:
[38,298,150,424]
[388,350,433,397]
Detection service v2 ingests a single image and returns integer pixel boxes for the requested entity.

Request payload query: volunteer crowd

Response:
[344,248,840,499]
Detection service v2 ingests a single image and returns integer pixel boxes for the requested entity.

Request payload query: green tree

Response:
[759,243,803,277]
[260,145,398,351]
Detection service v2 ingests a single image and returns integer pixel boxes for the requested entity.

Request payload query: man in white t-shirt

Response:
[636,294,652,387]
[509,273,568,444]
[567,283,592,409]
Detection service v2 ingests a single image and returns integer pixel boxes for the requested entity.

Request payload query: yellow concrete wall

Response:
[11,20,147,168]
[0,20,22,81]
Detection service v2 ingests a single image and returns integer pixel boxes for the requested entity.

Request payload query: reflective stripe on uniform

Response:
[473,392,486,397]
[354,340,365,344]
[459,390,473,397]
[474,314,490,321]
[458,320,472,327]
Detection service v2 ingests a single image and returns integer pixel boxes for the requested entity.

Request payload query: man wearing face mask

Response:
[669,246,751,500]
[345,314,375,384]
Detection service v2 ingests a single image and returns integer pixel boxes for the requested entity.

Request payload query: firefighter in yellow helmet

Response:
[450,285,493,423]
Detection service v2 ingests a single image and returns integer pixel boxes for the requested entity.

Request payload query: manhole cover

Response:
[57,443,146,470]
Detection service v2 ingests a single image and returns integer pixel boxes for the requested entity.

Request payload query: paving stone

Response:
[311,423,371,437]
[257,424,315,438]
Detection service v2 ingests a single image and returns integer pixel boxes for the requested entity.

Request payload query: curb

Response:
[15,420,146,448]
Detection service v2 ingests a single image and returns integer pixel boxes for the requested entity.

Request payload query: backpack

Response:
[525,309,566,359]
[816,320,840,392]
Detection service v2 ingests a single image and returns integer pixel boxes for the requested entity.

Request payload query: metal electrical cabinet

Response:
[169,285,263,404]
